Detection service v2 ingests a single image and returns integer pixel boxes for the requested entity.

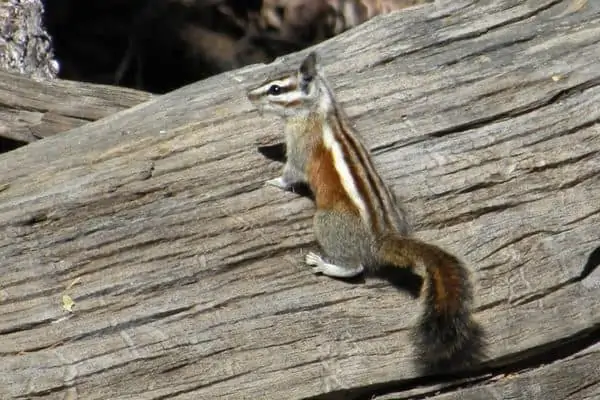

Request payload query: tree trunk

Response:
[0,0,57,79]
[0,0,598,399]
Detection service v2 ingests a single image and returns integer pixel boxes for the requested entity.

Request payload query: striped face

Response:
[247,53,321,118]
[247,74,316,117]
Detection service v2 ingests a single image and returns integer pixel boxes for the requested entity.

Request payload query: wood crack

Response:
[422,198,538,229]
[151,371,252,400]
[509,278,576,306]
[427,76,600,141]
[313,326,600,400]
[478,229,567,263]
[443,34,539,66]
[367,0,563,69]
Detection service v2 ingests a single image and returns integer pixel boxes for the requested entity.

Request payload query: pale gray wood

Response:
[0,70,153,143]
[0,0,599,399]
[376,343,600,399]
[441,347,600,400]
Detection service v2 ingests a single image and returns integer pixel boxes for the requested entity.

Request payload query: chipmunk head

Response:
[247,52,326,118]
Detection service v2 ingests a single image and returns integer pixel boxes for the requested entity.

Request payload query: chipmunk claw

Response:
[265,177,289,189]
[305,252,325,274]
[305,251,364,278]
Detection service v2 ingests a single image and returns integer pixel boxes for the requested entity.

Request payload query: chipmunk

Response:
[247,52,483,373]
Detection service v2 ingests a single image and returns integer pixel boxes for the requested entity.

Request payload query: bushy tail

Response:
[377,235,485,374]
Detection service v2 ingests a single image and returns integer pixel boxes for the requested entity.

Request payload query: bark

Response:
[0,0,57,79]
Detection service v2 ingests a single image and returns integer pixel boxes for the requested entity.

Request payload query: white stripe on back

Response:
[322,123,370,224]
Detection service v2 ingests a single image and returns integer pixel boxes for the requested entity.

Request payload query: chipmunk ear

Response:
[299,52,319,81]
[299,52,319,93]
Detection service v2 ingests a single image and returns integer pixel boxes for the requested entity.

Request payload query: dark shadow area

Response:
[374,264,423,299]
[286,182,314,200]
[0,137,28,154]
[41,0,328,94]
[307,325,600,400]
[258,142,314,200]
[257,142,286,162]
[580,244,600,281]
[39,0,423,94]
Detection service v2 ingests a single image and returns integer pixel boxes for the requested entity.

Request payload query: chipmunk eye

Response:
[267,85,282,96]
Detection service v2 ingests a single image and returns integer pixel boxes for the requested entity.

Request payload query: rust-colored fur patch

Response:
[307,141,359,215]
[427,247,464,314]
[381,237,464,315]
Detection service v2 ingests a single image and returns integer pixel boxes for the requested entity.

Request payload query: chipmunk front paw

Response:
[305,251,325,274]
[265,177,289,190]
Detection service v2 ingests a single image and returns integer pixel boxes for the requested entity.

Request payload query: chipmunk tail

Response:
[377,235,485,374]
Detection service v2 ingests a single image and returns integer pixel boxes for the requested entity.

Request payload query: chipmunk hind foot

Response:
[305,251,364,277]
[309,210,372,278]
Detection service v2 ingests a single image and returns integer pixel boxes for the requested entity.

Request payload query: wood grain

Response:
[375,342,600,399]
[0,0,599,399]
[0,70,152,143]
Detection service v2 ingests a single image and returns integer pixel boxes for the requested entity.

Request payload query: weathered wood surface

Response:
[0,70,153,144]
[1,0,599,399]
[376,342,600,399]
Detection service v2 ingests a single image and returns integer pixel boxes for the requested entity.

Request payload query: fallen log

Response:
[0,70,153,145]
[0,0,599,399]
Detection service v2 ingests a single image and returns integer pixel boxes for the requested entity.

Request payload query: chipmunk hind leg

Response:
[308,210,373,278]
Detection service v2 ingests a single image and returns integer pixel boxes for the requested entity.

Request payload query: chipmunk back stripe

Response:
[332,126,378,227]
[328,105,397,233]
[322,122,370,225]
[337,115,388,230]
[326,113,380,230]
[319,80,388,231]
[368,159,400,230]
[351,134,399,233]
[319,75,398,231]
